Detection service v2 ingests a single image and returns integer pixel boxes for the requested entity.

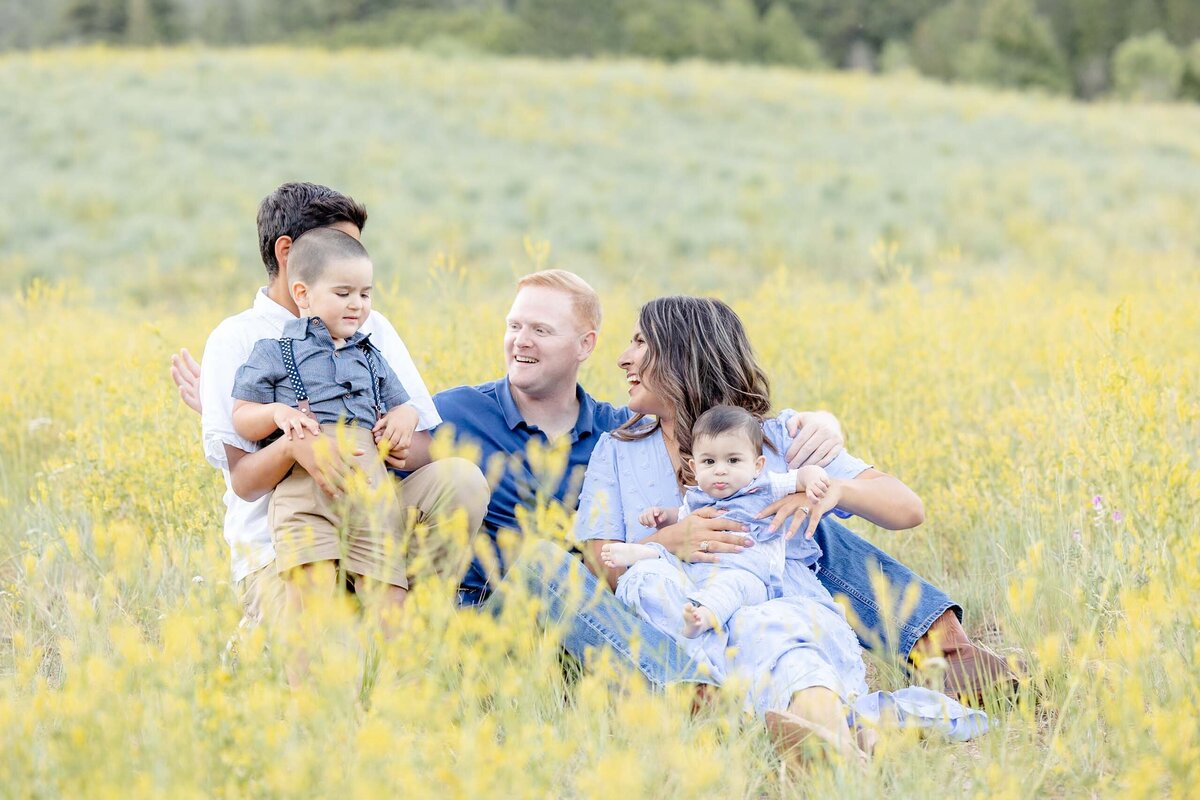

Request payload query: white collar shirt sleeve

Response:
[359,311,441,431]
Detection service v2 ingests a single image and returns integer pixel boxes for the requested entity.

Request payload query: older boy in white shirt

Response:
[192,182,488,626]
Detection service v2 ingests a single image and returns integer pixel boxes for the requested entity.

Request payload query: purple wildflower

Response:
[1112,510,1124,523]
[1092,495,1104,510]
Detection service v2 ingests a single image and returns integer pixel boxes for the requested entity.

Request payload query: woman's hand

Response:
[758,481,845,540]
[649,507,755,564]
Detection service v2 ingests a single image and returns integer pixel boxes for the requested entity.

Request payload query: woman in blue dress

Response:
[573,295,987,760]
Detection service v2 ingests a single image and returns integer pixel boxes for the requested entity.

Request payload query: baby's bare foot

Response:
[601,542,659,569]
[682,603,715,638]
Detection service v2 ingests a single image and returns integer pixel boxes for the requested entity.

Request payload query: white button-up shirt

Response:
[200,288,441,583]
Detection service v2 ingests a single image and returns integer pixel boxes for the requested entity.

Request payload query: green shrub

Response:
[758,3,823,68]
[1176,39,1200,100]
[957,0,1070,93]
[624,0,814,67]
[1112,30,1184,101]
[879,39,913,73]
[320,7,528,54]
[911,0,980,81]
[514,0,622,57]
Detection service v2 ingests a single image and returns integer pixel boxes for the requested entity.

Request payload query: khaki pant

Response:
[238,456,490,626]
[269,426,407,586]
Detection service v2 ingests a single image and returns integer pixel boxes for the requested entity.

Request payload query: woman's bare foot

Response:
[765,709,868,768]
[681,602,716,638]
[600,542,659,569]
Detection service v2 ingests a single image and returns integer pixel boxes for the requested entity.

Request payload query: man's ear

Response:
[274,235,293,275]
[291,280,310,311]
[577,330,598,361]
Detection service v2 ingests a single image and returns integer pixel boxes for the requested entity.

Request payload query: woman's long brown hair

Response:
[613,296,772,485]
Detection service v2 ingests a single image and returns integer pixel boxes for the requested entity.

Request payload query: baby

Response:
[231,228,418,640]
[601,405,829,639]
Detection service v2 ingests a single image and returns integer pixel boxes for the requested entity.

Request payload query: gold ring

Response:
[699,540,710,553]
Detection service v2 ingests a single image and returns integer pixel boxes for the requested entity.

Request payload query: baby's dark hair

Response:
[288,228,371,286]
[691,405,764,454]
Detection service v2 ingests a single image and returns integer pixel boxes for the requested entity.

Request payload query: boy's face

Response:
[291,256,373,342]
[689,431,765,499]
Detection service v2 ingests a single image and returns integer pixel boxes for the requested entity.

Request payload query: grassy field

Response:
[1,48,1199,797]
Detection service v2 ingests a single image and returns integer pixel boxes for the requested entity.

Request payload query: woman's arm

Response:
[833,469,924,530]
[758,468,924,540]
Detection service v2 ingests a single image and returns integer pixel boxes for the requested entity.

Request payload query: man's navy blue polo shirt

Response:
[432,377,632,605]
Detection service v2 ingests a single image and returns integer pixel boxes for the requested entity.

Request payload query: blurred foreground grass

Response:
[1,47,1199,798]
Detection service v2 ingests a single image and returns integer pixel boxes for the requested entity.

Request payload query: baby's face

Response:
[301,256,373,342]
[690,431,765,499]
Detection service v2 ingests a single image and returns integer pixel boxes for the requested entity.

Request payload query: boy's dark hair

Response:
[691,405,764,455]
[288,228,371,286]
[257,182,368,279]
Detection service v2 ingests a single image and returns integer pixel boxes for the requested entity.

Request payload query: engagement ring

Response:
[699,540,710,552]
[801,507,810,515]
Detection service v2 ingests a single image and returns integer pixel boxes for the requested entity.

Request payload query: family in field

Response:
[171,182,1017,763]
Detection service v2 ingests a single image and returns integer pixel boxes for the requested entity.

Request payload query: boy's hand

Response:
[274,404,320,440]
[373,404,420,468]
[797,464,830,500]
[638,506,679,529]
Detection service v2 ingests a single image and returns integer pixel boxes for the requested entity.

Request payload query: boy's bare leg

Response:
[681,602,718,638]
[282,560,339,688]
[600,542,660,569]
[767,687,867,767]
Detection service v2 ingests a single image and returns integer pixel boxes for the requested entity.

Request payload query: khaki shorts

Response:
[268,424,407,588]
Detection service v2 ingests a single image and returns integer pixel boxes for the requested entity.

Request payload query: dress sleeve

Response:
[770,410,870,519]
[572,434,628,543]
[367,311,441,431]
[822,450,872,481]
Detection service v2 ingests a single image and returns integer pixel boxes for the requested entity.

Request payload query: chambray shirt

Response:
[430,378,632,605]
[232,316,409,431]
[574,412,871,568]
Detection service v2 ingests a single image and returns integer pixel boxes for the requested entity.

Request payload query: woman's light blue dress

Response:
[573,413,987,741]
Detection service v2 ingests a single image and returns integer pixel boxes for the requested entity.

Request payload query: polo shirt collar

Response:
[497,377,598,442]
[496,377,526,430]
